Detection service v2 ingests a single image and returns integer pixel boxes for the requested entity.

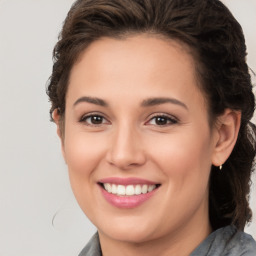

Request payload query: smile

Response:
[98,178,161,208]
[102,183,158,196]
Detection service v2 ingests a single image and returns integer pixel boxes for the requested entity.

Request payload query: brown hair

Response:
[47,0,256,231]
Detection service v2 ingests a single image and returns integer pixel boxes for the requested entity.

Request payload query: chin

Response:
[96,215,162,244]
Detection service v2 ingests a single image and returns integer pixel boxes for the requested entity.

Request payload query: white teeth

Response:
[126,185,135,196]
[103,183,158,196]
[135,184,142,195]
[104,183,112,193]
[148,185,156,192]
[112,184,117,194]
[117,185,126,196]
[142,184,148,194]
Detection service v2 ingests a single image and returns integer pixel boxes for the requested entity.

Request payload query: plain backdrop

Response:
[0,0,255,255]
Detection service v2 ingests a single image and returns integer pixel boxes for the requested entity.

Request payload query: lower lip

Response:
[99,185,158,209]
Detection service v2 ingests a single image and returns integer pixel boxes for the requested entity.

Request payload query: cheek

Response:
[63,132,108,216]
[148,126,213,188]
[147,127,213,224]
[64,132,106,184]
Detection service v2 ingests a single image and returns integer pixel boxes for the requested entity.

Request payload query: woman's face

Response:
[61,35,219,243]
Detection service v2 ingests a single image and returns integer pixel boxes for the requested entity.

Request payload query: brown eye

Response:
[81,114,108,126]
[90,115,104,124]
[155,116,169,125]
[147,115,177,126]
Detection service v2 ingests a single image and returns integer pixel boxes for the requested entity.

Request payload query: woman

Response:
[47,0,256,255]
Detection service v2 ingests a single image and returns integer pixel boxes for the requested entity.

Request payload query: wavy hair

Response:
[47,0,256,230]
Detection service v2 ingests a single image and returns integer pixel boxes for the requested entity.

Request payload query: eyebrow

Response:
[73,96,187,110]
[141,97,188,109]
[73,96,108,107]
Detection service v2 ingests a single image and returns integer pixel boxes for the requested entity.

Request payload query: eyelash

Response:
[79,113,178,127]
[146,114,178,126]
[79,113,109,126]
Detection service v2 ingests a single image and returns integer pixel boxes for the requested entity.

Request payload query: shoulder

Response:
[226,227,256,255]
[191,225,256,256]
[78,233,102,256]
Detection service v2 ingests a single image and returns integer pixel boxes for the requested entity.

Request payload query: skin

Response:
[53,34,241,256]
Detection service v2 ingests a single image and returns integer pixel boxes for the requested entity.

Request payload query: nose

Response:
[106,125,146,170]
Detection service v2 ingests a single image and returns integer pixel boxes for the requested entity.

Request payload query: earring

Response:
[219,165,223,170]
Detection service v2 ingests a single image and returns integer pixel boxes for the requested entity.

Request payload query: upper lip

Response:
[98,177,160,185]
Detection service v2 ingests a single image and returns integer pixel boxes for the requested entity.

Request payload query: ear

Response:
[52,109,62,139]
[52,109,66,163]
[212,109,241,167]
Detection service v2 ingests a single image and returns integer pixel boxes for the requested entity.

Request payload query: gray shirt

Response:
[78,225,256,256]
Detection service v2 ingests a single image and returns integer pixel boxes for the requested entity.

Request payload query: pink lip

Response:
[98,177,160,209]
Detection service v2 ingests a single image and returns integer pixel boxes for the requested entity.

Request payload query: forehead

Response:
[67,34,206,111]
[73,34,195,74]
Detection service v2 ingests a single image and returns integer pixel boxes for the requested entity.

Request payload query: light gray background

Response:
[0,0,255,255]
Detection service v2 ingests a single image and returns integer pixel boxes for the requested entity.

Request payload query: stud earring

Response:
[219,165,223,170]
